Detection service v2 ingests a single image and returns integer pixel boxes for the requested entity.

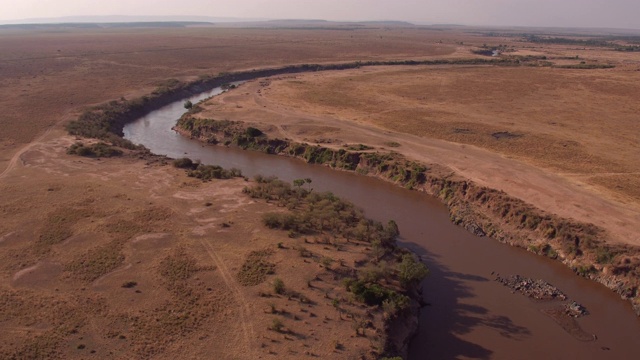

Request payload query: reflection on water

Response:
[124,85,640,360]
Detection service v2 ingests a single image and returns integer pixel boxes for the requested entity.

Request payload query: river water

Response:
[124,85,640,359]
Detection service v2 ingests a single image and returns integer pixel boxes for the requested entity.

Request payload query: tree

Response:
[398,253,429,288]
[379,220,400,248]
[184,100,193,110]
[293,179,305,189]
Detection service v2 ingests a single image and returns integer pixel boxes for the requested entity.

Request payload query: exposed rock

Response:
[495,274,589,318]
[495,274,567,301]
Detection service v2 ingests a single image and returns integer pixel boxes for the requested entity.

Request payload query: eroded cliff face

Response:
[174,118,640,315]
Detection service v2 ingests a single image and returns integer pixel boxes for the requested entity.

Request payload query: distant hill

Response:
[0,16,415,29]
[0,21,214,30]
[0,15,264,26]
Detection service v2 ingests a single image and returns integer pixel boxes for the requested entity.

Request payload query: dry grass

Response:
[0,135,397,359]
[0,26,457,160]
[237,249,275,286]
[2,25,640,358]
[263,65,640,201]
[271,66,640,174]
[588,174,640,202]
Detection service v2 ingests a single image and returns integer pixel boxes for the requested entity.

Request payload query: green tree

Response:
[184,100,193,109]
[398,253,429,288]
[293,179,305,188]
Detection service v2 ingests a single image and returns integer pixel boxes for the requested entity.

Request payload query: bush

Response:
[172,157,196,169]
[121,281,138,288]
[187,164,242,180]
[596,248,615,264]
[273,278,285,295]
[245,127,263,137]
[67,142,123,158]
[270,318,284,332]
[349,280,396,306]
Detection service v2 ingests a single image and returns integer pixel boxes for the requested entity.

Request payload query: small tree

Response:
[293,179,305,189]
[398,253,429,288]
[304,178,313,192]
[184,100,193,110]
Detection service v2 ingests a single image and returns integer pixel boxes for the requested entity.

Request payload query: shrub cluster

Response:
[246,176,399,250]
[172,157,242,180]
[67,142,123,158]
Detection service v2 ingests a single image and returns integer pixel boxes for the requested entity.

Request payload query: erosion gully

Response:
[123,85,640,360]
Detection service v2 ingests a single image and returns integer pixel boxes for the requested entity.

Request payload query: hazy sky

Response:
[1,0,640,29]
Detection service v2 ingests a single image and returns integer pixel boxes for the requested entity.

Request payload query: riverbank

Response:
[172,112,640,316]
[63,59,640,314]
[0,133,429,359]
[67,75,640,357]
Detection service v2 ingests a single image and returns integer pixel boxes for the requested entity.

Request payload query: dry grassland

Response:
[0,26,456,162]
[2,24,640,358]
[195,33,640,245]
[0,135,397,359]
[264,66,640,199]
[0,25,462,360]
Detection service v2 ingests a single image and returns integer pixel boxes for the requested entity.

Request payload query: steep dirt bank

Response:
[173,118,640,315]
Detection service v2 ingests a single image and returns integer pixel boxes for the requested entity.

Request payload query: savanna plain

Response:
[1,23,640,359]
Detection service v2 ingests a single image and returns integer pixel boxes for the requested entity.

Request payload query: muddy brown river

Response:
[123,85,640,359]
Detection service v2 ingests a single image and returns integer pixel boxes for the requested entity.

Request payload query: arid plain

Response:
[1,24,640,358]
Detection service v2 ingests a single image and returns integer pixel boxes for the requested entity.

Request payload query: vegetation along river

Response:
[123,84,640,359]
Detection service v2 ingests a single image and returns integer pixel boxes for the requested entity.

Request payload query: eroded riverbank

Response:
[116,83,640,359]
[171,109,640,317]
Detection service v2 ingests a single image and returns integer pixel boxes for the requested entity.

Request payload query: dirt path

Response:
[198,238,256,358]
[212,80,640,246]
[0,111,71,180]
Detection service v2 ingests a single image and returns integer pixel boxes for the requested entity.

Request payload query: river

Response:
[123,84,640,359]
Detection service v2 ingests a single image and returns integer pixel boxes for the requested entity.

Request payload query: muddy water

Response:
[124,87,640,360]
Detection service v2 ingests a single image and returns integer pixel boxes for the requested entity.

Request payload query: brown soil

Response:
[0,135,400,359]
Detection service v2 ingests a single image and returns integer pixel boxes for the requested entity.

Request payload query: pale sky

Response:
[1,0,639,29]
